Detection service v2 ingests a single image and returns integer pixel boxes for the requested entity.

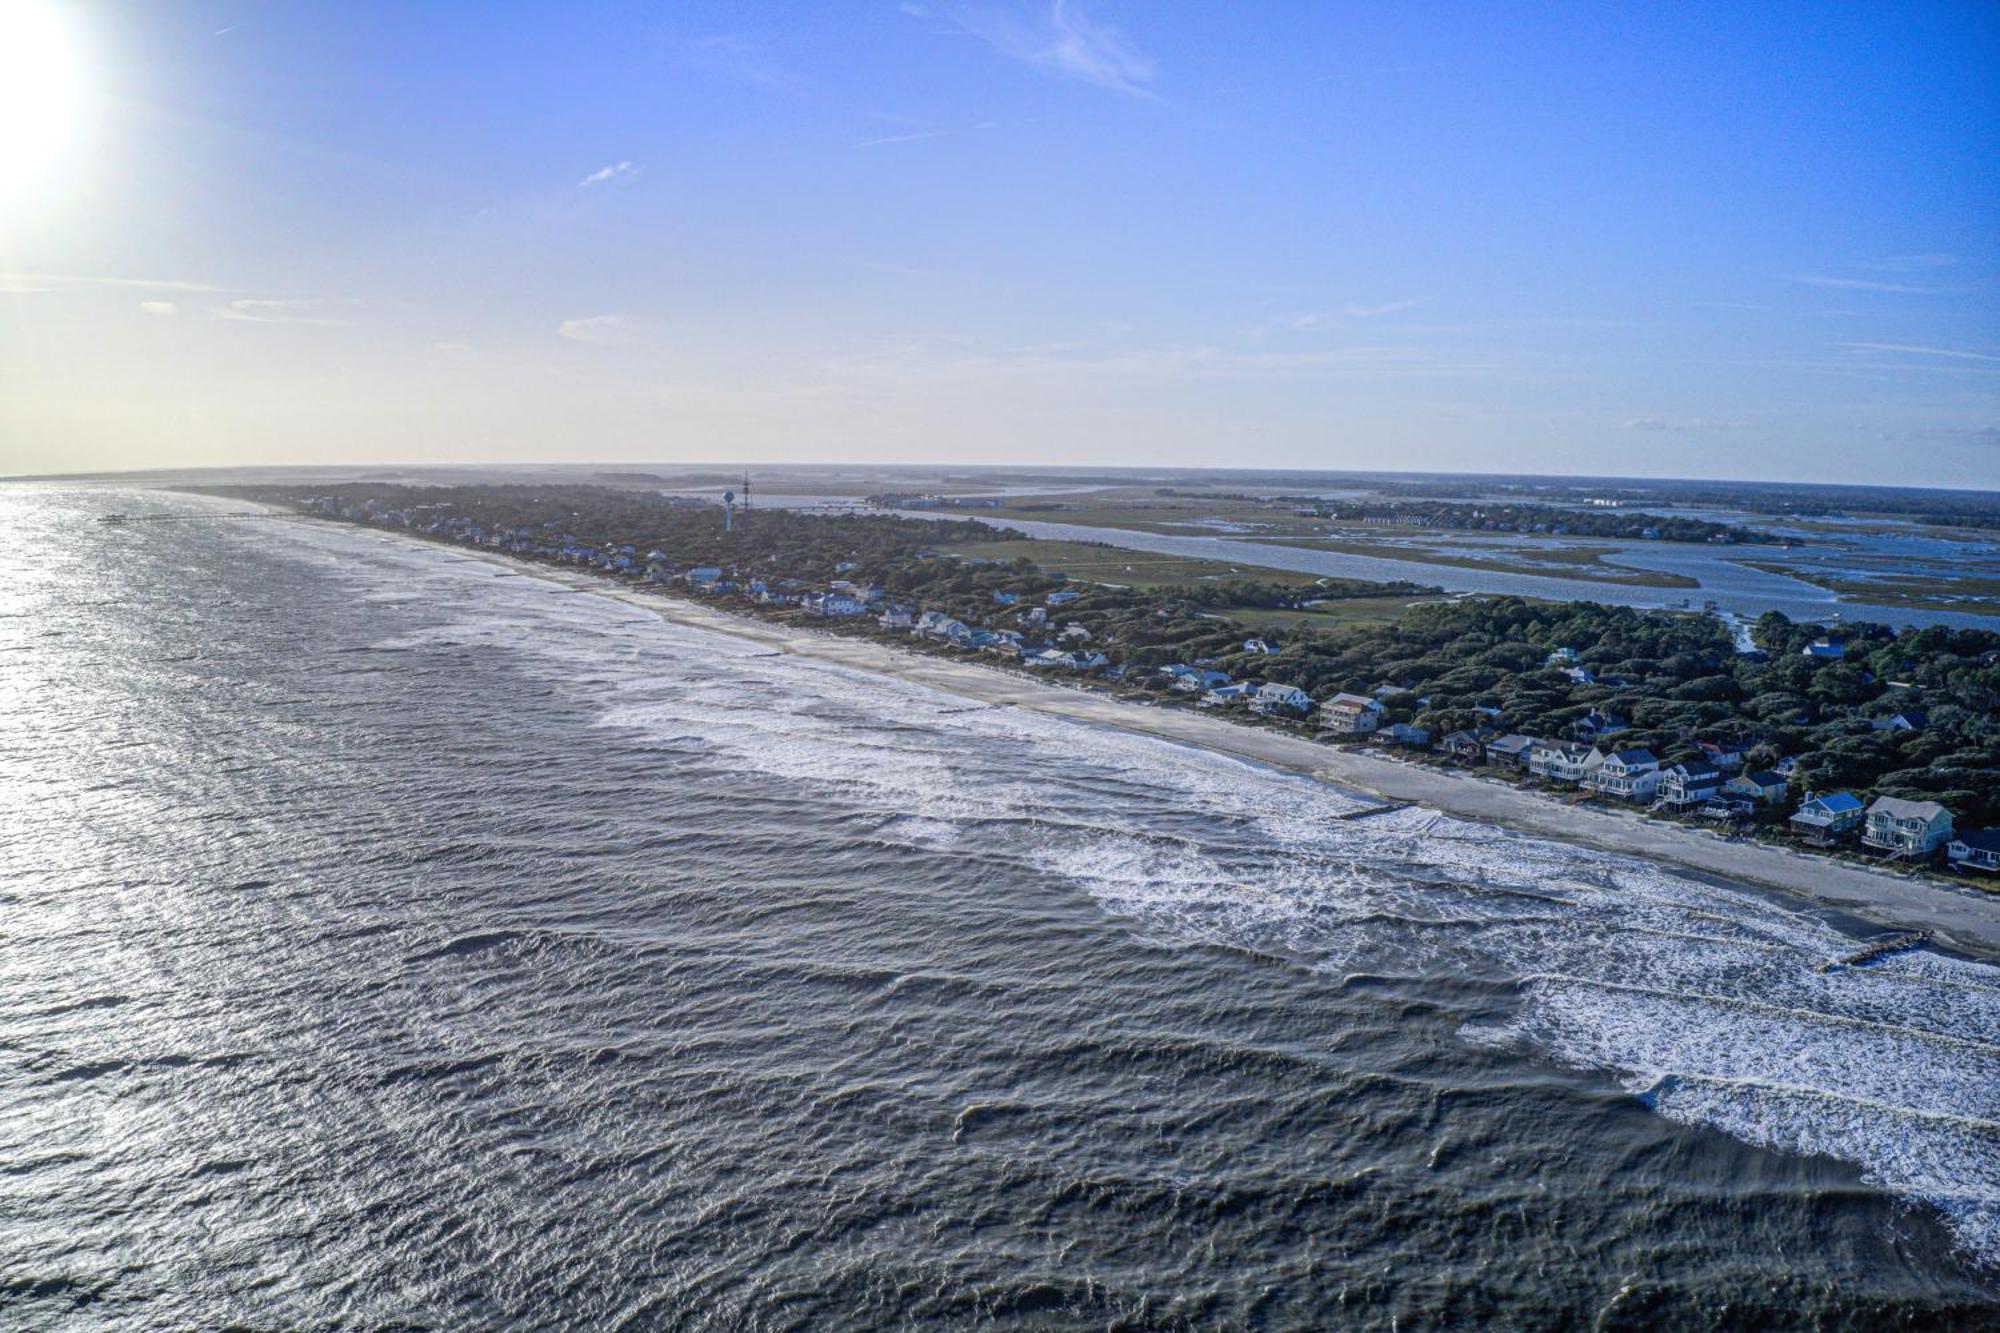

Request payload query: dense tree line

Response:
[232,483,2000,830]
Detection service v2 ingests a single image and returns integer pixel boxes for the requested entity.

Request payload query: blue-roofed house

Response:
[1790,791,1866,842]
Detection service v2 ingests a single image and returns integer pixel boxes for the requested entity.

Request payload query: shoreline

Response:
[241,501,2000,958]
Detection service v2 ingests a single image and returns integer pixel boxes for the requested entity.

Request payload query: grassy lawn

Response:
[1260,533,1701,589]
[1219,595,1453,629]
[949,538,1329,589]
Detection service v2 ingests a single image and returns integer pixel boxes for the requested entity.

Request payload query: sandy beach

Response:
[354,522,2000,957]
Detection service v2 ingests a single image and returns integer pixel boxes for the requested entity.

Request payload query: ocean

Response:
[2,485,1996,1328]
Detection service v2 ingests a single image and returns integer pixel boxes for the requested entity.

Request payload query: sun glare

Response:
[0,0,80,201]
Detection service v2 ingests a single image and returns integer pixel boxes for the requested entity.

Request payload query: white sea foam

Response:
[256,512,2000,1268]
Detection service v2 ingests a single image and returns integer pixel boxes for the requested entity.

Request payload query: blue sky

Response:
[3,1,1997,485]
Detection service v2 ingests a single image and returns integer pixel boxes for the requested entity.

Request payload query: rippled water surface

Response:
[3,486,1997,1329]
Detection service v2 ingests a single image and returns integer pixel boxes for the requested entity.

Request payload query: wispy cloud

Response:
[213,297,350,325]
[0,272,228,294]
[1343,299,1419,319]
[579,160,639,188]
[558,314,640,344]
[1791,273,1943,295]
[935,1,1160,100]
[852,129,957,149]
[1623,416,1757,433]
[1254,301,1418,336]
[136,300,179,316]
[1841,341,2000,364]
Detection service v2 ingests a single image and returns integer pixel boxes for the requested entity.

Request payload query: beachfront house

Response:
[878,605,914,629]
[1657,762,1724,809]
[1438,730,1485,761]
[1484,734,1536,770]
[1320,692,1382,735]
[1027,649,1108,672]
[1584,748,1661,802]
[1724,770,1789,807]
[915,611,972,645]
[1947,830,2000,873]
[804,592,868,617]
[1250,683,1312,716]
[1384,723,1430,747]
[1862,796,1954,858]
[1529,740,1594,784]
[1203,682,1254,706]
[1789,792,1866,842]
[684,566,724,588]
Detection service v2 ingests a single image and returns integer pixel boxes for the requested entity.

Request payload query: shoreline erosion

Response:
[286,512,2000,959]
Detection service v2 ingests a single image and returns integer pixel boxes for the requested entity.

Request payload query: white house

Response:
[1244,638,1279,655]
[1251,683,1312,715]
[1320,692,1382,734]
[1658,762,1723,808]
[878,606,914,629]
[1862,796,1954,857]
[1528,740,1593,784]
[1585,748,1661,801]
[915,611,972,644]
[1202,682,1254,706]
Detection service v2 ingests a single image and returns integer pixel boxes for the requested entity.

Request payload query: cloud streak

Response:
[0,272,228,294]
[212,298,350,326]
[1841,341,2000,364]
[579,160,639,187]
[937,1,1160,100]
[1791,273,1943,295]
[558,314,639,344]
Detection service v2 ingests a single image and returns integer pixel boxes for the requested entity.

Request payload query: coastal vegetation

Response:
[225,482,2000,841]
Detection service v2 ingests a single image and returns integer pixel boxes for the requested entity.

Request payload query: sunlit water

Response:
[2,486,1996,1328]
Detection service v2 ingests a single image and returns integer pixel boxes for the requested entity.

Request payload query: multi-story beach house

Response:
[1584,747,1661,801]
[1657,762,1724,809]
[1528,740,1594,784]
[1789,792,1866,842]
[1946,829,2000,874]
[1862,797,1954,858]
[1320,693,1382,735]
[1251,683,1312,715]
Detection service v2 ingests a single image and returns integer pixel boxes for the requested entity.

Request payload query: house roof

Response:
[1607,748,1657,765]
[1803,792,1865,813]
[1867,795,1948,820]
[1736,770,1786,787]
[1486,734,1535,753]
[1952,829,2000,853]
[1668,763,1721,781]
[1328,692,1378,710]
